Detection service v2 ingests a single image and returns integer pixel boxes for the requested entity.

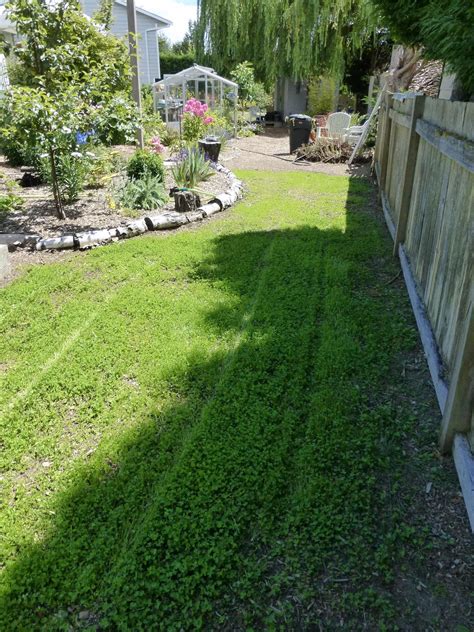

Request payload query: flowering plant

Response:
[182,98,215,142]
[150,136,165,154]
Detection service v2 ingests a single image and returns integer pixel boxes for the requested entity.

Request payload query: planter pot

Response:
[198,137,221,163]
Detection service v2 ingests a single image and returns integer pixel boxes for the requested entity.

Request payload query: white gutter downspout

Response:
[145,27,159,85]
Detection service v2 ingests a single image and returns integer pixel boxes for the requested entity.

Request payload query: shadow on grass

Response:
[1,172,430,630]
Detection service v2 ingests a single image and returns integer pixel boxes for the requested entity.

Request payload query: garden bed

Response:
[0,151,230,241]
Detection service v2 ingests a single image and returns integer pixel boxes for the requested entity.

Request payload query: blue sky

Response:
[141,1,198,42]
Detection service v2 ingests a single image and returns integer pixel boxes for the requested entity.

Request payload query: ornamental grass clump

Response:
[171,147,214,189]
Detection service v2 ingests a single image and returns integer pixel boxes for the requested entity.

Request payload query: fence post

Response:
[378,92,393,190]
[392,94,425,256]
[439,294,474,453]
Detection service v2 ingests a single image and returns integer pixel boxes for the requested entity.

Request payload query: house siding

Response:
[80,1,166,85]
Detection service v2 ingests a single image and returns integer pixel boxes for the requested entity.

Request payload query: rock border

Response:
[2,164,242,253]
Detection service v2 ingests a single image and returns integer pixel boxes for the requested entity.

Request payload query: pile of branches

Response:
[295,138,354,163]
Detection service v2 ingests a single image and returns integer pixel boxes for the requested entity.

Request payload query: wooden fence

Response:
[374,93,474,530]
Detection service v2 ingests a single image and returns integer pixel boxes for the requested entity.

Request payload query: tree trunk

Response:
[49,149,66,220]
[385,46,424,93]
[174,191,201,213]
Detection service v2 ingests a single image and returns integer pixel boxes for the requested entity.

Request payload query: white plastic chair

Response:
[343,121,368,145]
[317,112,352,139]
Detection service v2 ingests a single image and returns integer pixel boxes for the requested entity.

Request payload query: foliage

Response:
[116,174,167,211]
[0,176,23,215]
[344,27,392,108]
[171,147,214,188]
[295,138,356,163]
[308,76,337,115]
[171,20,196,55]
[2,0,139,217]
[207,109,234,142]
[90,94,139,146]
[86,147,124,188]
[1,171,464,630]
[141,108,168,147]
[160,127,181,151]
[126,150,165,182]
[196,0,376,82]
[0,192,23,215]
[371,0,474,95]
[0,85,98,213]
[160,52,195,77]
[230,61,270,108]
[93,0,114,31]
[5,0,131,95]
[40,151,92,203]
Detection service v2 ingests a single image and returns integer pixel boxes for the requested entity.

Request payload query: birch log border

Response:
[33,164,243,252]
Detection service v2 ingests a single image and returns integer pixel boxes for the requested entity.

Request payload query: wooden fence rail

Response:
[374,93,474,531]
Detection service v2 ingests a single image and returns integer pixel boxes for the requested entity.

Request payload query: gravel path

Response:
[220,128,370,176]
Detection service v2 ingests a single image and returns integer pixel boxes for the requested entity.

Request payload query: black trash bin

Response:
[287,114,312,153]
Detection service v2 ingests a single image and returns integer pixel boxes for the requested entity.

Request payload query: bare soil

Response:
[0,152,229,238]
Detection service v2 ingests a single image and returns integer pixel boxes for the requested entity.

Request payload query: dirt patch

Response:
[0,152,229,238]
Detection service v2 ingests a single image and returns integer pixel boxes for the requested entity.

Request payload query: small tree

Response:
[2,0,137,218]
[230,62,270,109]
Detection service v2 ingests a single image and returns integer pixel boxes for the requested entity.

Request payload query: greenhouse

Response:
[154,64,239,133]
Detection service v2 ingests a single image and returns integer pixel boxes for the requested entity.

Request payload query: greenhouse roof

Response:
[155,64,238,89]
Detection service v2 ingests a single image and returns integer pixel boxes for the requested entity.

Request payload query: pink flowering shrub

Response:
[183,98,214,141]
[184,98,208,117]
[150,136,165,154]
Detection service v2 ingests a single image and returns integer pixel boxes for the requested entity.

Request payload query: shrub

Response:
[116,175,168,211]
[182,98,214,142]
[0,192,23,215]
[171,147,214,189]
[127,150,165,182]
[0,1,139,218]
[308,76,337,115]
[86,146,124,188]
[149,136,165,154]
[230,62,270,109]
[372,0,474,95]
[90,94,139,146]
[160,52,195,76]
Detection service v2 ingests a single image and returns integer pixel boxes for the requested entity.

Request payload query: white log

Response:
[37,235,75,250]
[199,202,222,217]
[124,218,148,236]
[185,210,206,222]
[144,213,189,230]
[77,229,115,249]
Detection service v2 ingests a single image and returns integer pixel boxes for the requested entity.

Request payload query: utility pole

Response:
[127,0,144,148]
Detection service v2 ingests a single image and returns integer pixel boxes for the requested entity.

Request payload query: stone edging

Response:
[30,163,243,251]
